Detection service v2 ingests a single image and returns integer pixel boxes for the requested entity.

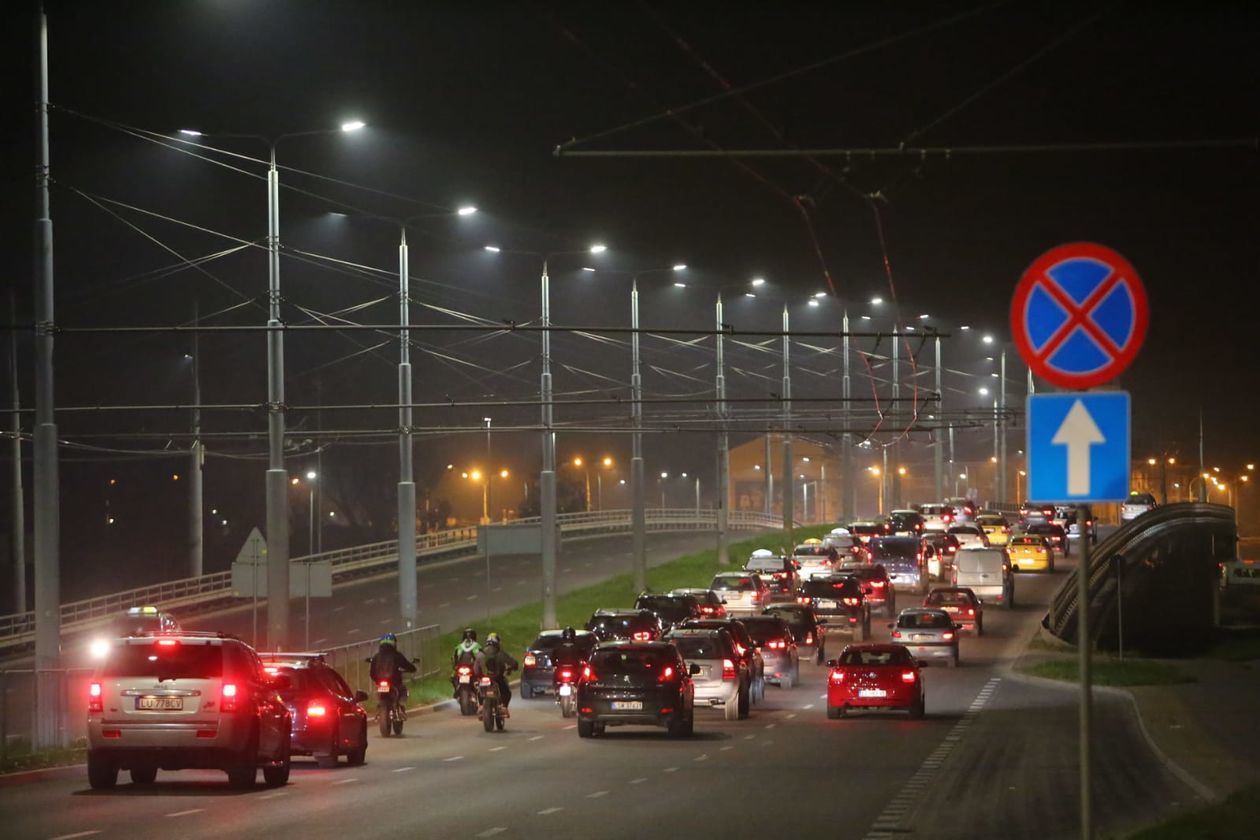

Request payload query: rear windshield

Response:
[637,597,694,621]
[848,525,881,534]
[589,648,673,675]
[111,617,162,637]
[897,612,953,629]
[104,642,223,679]
[588,615,650,634]
[848,567,887,581]
[737,618,789,644]
[925,591,971,606]
[793,545,831,557]
[869,541,917,561]
[949,526,982,535]
[529,634,593,651]
[669,635,730,659]
[745,557,783,571]
[839,648,913,666]
[764,607,809,631]
[1126,494,1156,505]
[802,578,860,597]
[976,516,1005,525]
[268,667,316,693]
[712,576,755,591]
[1010,537,1042,546]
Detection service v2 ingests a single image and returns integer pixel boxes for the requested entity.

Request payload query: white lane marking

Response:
[378,618,392,624]
[443,755,464,762]
[49,832,101,840]
[562,567,573,572]
[392,766,415,773]
[719,745,734,752]
[438,602,450,608]
[166,809,205,817]
[346,628,360,635]
[663,767,679,773]
[363,598,376,604]
[466,595,478,601]
[629,777,647,784]
[587,790,609,798]
[311,638,327,646]
[489,746,507,752]
[583,562,592,567]
[563,724,576,730]
[818,693,826,699]
[764,723,777,729]
[694,754,708,762]
[492,587,503,592]
[785,713,797,719]
[528,735,544,742]
[331,778,359,785]
[257,791,288,800]
[517,579,526,585]
[331,606,344,613]
[476,828,507,838]
[537,807,563,815]
[743,734,756,740]
[802,704,814,710]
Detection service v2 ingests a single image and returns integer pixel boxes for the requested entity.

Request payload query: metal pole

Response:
[695,476,700,514]
[483,418,492,621]
[189,299,203,579]
[1115,554,1123,661]
[597,472,603,511]
[1159,458,1168,506]
[782,306,794,543]
[999,350,1008,502]
[881,448,889,515]
[308,486,315,559]
[630,280,646,591]
[934,334,944,501]
[763,433,772,515]
[715,294,729,566]
[8,291,25,613]
[992,398,1000,504]
[397,230,417,631]
[540,260,558,627]
[842,310,854,521]
[1198,409,1206,502]
[315,381,323,553]
[1078,503,1094,840]
[890,325,900,507]
[264,144,290,651]
[33,4,62,749]
[949,424,957,496]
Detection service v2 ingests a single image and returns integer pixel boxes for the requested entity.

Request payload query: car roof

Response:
[713,571,759,578]
[872,535,918,543]
[115,632,239,646]
[593,640,674,652]
[898,607,950,616]
[591,608,652,617]
[890,509,920,516]
[258,651,327,665]
[928,587,975,596]
[534,629,596,638]
[750,548,775,557]
[666,628,724,638]
[838,643,906,655]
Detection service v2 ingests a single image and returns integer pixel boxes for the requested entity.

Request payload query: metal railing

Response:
[0,508,785,651]
[0,667,95,761]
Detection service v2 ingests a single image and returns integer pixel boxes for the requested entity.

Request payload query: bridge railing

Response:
[0,508,786,651]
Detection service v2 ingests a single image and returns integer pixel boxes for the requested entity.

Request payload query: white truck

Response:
[952,547,1014,608]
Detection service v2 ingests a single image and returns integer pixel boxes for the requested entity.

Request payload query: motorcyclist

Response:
[370,633,416,699]
[452,628,481,667]
[551,626,585,672]
[473,632,518,717]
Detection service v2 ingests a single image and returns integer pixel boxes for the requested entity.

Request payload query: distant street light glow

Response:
[178,129,203,137]
[979,387,990,395]
[751,277,765,286]
[745,292,755,298]
[456,205,477,216]
[306,470,317,480]
[807,299,819,307]
[589,243,607,254]
[674,282,686,288]
[673,263,687,271]
[483,245,501,253]
[919,314,929,320]
[813,291,827,298]
[960,325,971,331]
[870,297,883,305]
[982,334,995,344]
[340,120,366,132]
[581,266,595,272]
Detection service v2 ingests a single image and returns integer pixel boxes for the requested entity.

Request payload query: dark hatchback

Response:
[847,564,897,617]
[1024,522,1069,556]
[763,603,827,664]
[521,629,598,698]
[258,653,369,768]
[576,642,696,738]
[798,575,871,641]
[634,593,703,631]
[585,609,665,642]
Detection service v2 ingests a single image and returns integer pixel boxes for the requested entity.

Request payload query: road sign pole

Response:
[1078,503,1093,840]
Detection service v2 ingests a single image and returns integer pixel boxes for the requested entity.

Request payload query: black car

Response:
[868,536,929,594]
[634,593,703,631]
[763,603,828,663]
[585,609,665,642]
[888,509,926,535]
[1024,522,1070,556]
[669,588,728,617]
[521,629,599,698]
[676,617,766,702]
[258,653,369,768]
[847,564,897,617]
[797,575,871,640]
[575,641,696,738]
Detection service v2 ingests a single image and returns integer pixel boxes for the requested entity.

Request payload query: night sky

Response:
[1,1,1257,598]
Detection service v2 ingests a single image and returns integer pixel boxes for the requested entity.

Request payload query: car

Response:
[923,587,984,635]
[1121,491,1157,522]
[677,617,767,703]
[792,542,841,581]
[669,587,727,618]
[867,535,928,594]
[90,606,184,660]
[585,609,665,642]
[737,615,801,688]
[763,603,828,664]
[797,575,871,641]
[888,509,926,536]
[258,652,369,768]
[665,628,751,721]
[709,572,771,615]
[918,503,957,532]
[826,643,925,719]
[921,531,961,578]
[974,513,1011,547]
[823,528,864,562]
[575,641,696,738]
[1020,501,1056,526]
[744,549,800,595]
[947,524,989,550]
[889,608,960,667]
[1023,522,1069,556]
[848,520,890,544]
[1063,505,1097,543]
[944,497,978,522]
[846,563,897,617]
[1007,535,1054,572]
[87,632,292,789]
[634,592,703,631]
[953,547,1014,609]
[521,629,599,698]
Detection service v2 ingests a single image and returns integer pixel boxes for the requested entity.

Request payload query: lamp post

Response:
[659,471,669,509]
[596,456,614,510]
[572,456,591,512]
[305,470,318,555]
[188,301,203,580]
[715,293,730,566]
[781,305,794,542]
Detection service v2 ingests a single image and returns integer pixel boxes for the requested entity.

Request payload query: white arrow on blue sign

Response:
[1027,392,1130,502]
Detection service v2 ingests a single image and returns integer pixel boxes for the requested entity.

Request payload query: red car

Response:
[826,643,925,719]
[923,587,984,635]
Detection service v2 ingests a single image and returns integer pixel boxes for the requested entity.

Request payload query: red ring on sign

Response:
[1010,242,1148,390]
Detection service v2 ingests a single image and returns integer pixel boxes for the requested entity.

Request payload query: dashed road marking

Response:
[694,754,708,762]
[743,734,756,740]
[346,628,360,635]
[802,704,814,710]
[257,791,288,800]
[311,638,327,646]
[331,778,359,785]
[663,767,679,773]
[537,807,563,815]
[719,745,734,752]
[529,735,544,742]
[764,723,777,729]
[378,618,392,624]
[563,724,576,730]
[49,832,101,840]
[443,755,464,762]
[166,809,205,817]
[331,606,344,613]
[438,602,450,608]
[587,790,609,798]
[466,595,478,601]
[492,587,502,592]
[392,766,415,773]
[629,777,647,784]
[476,828,507,838]
[785,713,797,719]
[761,740,774,747]
[489,746,507,752]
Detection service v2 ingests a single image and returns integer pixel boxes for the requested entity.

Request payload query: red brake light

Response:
[797,596,812,605]
[842,597,859,606]
[942,632,955,641]
[221,683,238,713]
[457,664,472,675]
[156,639,178,648]
[901,670,917,683]
[632,631,653,642]
[558,668,574,682]
[966,608,975,616]
[658,665,676,683]
[307,702,327,718]
[523,653,536,668]
[89,682,103,714]
[891,630,902,639]
[377,680,391,691]
[804,633,814,644]
[581,664,596,682]
[871,580,885,588]
[767,640,786,650]
[721,659,737,681]
[829,669,845,685]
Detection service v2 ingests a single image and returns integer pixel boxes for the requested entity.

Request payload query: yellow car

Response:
[975,514,1011,546]
[1007,535,1054,572]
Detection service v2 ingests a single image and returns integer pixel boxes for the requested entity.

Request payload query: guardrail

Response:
[0,508,786,652]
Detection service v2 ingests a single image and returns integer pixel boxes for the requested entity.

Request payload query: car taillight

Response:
[558,668,574,682]
[221,683,238,713]
[804,633,814,644]
[842,597,859,606]
[891,630,902,639]
[523,653,536,668]
[767,640,786,650]
[479,676,493,686]
[89,682,103,714]
[1003,526,1010,533]
[156,638,179,648]
[700,605,715,615]
[376,680,391,692]
[657,665,676,683]
[829,670,845,685]
[721,659,736,681]
[632,631,653,641]
[734,643,746,657]
[942,632,955,641]
[582,664,596,682]
[966,608,975,616]
[943,515,952,523]
[797,596,812,605]
[872,580,885,588]
[307,702,327,718]
[901,670,917,683]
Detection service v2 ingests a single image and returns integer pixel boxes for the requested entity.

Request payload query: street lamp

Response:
[868,466,884,515]
[304,470,318,556]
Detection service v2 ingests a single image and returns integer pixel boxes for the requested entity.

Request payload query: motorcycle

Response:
[453,664,478,716]
[553,663,581,718]
[376,678,407,737]
[478,675,505,732]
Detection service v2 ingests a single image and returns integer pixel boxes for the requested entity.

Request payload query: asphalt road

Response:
[2,534,1198,840]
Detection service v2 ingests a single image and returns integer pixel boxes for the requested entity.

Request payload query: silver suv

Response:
[87,633,291,789]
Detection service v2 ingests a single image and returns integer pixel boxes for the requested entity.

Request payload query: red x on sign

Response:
[1011,242,1149,389]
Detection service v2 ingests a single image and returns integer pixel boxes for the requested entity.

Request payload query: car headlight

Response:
[89,638,111,660]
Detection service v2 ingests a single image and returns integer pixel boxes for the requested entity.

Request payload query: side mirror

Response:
[689,663,701,676]
[354,690,369,703]
[721,598,728,605]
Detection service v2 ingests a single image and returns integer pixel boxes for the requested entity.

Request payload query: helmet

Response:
[380,633,397,647]
[485,632,501,647]
[560,626,577,642]
[462,628,477,643]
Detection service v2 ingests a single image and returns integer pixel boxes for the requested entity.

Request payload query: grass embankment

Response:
[1204,629,1260,663]
[0,738,87,774]
[405,525,832,705]
[1128,784,1260,839]
[1019,657,1195,687]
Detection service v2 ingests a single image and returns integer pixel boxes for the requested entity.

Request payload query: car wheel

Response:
[949,651,959,668]
[816,647,825,665]
[262,738,291,788]
[1006,589,1016,610]
[1048,558,1056,573]
[346,725,367,767]
[739,685,751,720]
[908,694,925,720]
[885,600,896,619]
[87,751,118,790]
[976,619,984,637]
[826,704,842,720]
[667,714,692,738]
[577,719,595,738]
[129,765,157,785]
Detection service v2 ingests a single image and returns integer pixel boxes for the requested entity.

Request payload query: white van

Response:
[952,547,1014,608]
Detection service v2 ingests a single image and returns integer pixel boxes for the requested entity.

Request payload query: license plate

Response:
[558,684,573,697]
[458,674,471,684]
[858,689,887,698]
[136,695,182,711]
[816,599,837,609]
[610,701,643,711]
[912,634,930,641]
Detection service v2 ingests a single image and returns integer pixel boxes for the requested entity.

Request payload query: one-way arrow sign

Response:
[1028,392,1130,502]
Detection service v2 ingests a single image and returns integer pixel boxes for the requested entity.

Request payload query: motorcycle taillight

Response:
[377,680,391,691]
